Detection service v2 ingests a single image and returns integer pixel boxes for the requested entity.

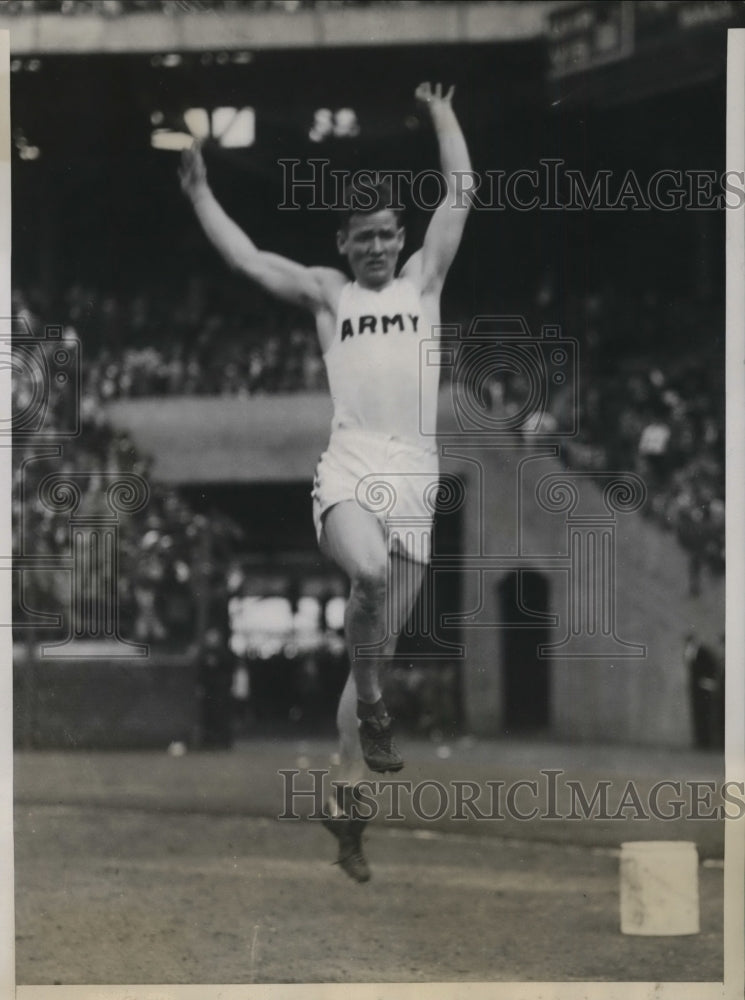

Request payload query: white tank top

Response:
[323,278,439,449]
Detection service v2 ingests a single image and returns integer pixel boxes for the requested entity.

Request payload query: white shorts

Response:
[311,428,440,565]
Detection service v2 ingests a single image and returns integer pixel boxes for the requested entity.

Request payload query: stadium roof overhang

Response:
[2,2,558,56]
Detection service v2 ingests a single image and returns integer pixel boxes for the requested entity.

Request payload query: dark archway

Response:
[498,570,550,733]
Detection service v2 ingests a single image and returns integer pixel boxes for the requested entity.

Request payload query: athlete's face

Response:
[337,210,405,289]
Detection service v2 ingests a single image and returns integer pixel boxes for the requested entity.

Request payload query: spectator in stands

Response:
[685,632,725,749]
[199,618,236,749]
[636,396,672,515]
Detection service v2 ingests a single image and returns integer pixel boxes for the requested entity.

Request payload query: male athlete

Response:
[180,82,471,882]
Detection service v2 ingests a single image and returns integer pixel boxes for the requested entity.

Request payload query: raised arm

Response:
[402,83,472,295]
[179,143,334,313]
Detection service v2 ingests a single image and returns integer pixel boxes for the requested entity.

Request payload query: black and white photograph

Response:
[3,1,745,996]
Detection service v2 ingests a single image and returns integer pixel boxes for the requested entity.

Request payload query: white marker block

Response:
[620,841,700,935]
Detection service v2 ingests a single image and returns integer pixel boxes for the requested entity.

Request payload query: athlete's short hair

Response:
[338,175,404,231]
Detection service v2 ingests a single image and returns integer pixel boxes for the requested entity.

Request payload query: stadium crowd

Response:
[15,282,327,399]
[578,351,725,596]
[545,287,724,596]
[12,288,244,646]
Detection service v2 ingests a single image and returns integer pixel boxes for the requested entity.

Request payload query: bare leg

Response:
[333,670,365,800]
[319,508,429,882]
[321,502,427,792]
[320,501,392,708]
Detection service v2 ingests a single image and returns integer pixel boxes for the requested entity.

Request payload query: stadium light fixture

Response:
[309,107,360,142]
[151,130,193,152]
[325,596,345,632]
[212,107,255,148]
[10,58,42,73]
[150,106,255,151]
[198,51,253,66]
[150,53,183,68]
[13,128,41,161]
[183,107,210,141]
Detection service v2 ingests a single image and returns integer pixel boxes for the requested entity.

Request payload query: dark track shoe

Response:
[358,714,404,773]
[322,815,371,883]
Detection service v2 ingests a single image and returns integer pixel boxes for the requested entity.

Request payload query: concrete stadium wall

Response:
[14,644,199,749]
[439,439,724,749]
[106,393,334,483]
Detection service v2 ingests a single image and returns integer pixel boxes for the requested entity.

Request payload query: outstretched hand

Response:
[179,141,207,198]
[415,82,455,109]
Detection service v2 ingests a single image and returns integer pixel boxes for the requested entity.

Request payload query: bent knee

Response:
[351,564,388,610]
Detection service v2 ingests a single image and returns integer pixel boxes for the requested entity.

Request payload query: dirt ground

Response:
[15,802,723,986]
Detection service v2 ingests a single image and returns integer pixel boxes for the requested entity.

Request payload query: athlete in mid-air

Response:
[180,82,471,882]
